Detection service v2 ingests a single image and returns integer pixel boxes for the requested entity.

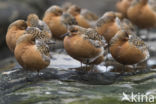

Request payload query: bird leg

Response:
[37,69,40,77]
[105,44,110,71]
[90,64,95,73]
[121,65,126,75]
[145,59,150,72]
[132,64,137,75]
[81,62,82,70]
[146,28,150,42]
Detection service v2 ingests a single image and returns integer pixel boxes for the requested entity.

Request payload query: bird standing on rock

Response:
[6,20,27,52]
[63,25,106,71]
[110,29,150,73]
[14,27,52,72]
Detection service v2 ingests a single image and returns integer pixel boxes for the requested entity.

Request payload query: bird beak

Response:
[60,32,70,38]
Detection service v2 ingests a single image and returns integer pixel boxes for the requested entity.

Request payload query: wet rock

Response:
[77,72,120,85]
[0,49,156,104]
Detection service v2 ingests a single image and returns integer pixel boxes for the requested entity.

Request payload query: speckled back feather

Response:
[128,33,147,51]
[96,15,115,27]
[35,39,51,62]
[61,13,78,26]
[83,28,106,48]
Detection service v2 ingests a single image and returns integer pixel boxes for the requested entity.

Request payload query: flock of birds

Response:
[5,0,156,74]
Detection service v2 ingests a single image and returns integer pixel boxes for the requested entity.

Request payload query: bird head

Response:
[46,5,63,16]
[8,20,27,30]
[68,5,81,16]
[27,13,39,27]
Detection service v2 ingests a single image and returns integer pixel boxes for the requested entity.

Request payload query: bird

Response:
[27,13,52,39]
[63,25,106,71]
[96,11,135,44]
[96,15,135,68]
[127,0,156,29]
[116,0,133,17]
[67,5,91,28]
[96,11,123,44]
[25,27,54,45]
[14,27,51,72]
[81,9,99,27]
[43,5,77,40]
[81,9,99,21]
[62,2,98,21]
[120,18,136,32]
[6,20,27,52]
[61,12,78,27]
[109,29,150,72]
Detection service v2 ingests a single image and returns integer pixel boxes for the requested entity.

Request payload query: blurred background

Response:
[0,0,117,60]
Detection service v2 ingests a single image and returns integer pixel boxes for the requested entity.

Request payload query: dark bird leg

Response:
[146,28,150,42]
[85,59,90,71]
[90,64,95,72]
[120,65,125,76]
[81,62,82,70]
[136,26,141,37]
[105,44,110,71]
[37,69,40,78]
[145,60,150,72]
[132,64,137,75]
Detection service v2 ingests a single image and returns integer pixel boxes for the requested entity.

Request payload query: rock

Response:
[0,0,156,103]
[0,50,156,104]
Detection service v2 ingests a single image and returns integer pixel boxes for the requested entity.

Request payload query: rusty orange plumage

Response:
[116,0,133,17]
[127,0,156,29]
[96,11,135,44]
[6,20,27,52]
[67,5,91,28]
[43,5,77,40]
[64,25,106,65]
[14,28,51,72]
[27,13,52,39]
[110,30,149,66]
[96,12,122,43]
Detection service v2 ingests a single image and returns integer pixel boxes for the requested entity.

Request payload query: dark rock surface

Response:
[0,42,156,104]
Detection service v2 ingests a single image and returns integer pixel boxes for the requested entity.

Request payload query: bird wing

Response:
[61,13,78,26]
[83,28,106,48]
[35,39,51,62]
[128,34,148,52]
[38,20,52,34]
